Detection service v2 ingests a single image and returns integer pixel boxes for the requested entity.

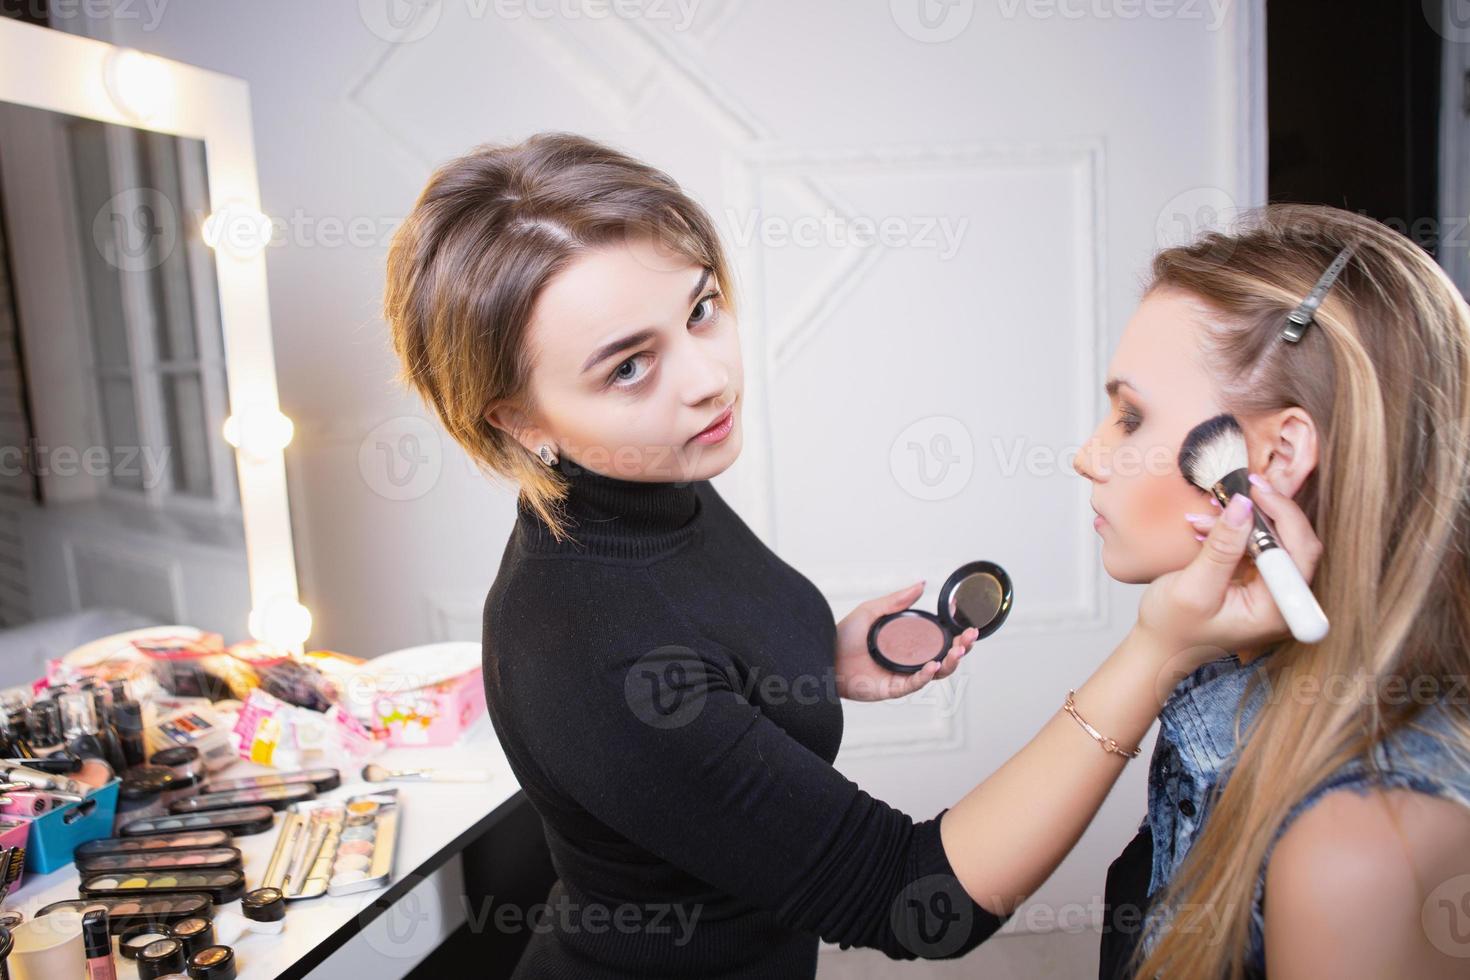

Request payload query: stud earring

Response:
[537,444,558,466]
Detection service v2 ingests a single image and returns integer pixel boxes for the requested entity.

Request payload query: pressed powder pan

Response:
[866,560,1013,674]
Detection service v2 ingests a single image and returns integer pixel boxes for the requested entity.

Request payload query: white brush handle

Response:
[385,767,492,782]
[421,768,492,782]
[1254,548,1329,643]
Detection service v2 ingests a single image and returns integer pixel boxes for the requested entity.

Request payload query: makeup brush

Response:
[361,763,491,784]
[1177,413,1330,644]
[0,847,23,904]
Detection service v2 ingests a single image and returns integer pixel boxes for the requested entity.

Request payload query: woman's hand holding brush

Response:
[1138,472,1324,662]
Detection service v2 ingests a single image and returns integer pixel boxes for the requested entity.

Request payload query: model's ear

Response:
[1245,407,1318,496]
[483,399,544,457]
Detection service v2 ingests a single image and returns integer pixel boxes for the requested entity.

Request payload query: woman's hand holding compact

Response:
[1137,472,1324,669]
[833,581,978,701]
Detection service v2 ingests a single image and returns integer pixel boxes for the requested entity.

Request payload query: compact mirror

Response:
[866,560,1013,674]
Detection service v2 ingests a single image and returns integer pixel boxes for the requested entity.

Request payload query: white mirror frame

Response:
[0,19,307,647]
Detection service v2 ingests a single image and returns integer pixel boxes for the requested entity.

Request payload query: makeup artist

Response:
[382,132,1323,979]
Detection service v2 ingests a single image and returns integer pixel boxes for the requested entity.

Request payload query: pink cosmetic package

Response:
[372,669,486,747]
[353,643,486,748]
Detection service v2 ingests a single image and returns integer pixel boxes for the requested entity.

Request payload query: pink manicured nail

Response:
[1195,533,1206,542]
[1209,496,1222,508]
[1224,493,1254,527]
[1184,513,1216,525]
[1247,473,1274,494]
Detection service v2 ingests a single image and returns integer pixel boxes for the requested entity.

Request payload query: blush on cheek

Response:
[1112,471,1212,581]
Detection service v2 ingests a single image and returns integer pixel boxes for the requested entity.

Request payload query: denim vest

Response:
[1138,650,1470,974]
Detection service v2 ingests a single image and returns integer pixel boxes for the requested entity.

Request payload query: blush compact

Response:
[866,560,1013,674]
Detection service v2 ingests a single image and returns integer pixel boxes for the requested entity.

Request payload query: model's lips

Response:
[1091,501,1108,529]
[691,404,735,442]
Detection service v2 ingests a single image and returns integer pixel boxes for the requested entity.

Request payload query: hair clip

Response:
[1281,245,1355,343]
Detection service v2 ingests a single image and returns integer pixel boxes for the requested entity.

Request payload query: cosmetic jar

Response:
[169,917,214,959]
[186,944,235,980]
[120,923,172,960]
[149,747,204,785]
[241,887,284,930]
[866,560,1014,674]
[136,936,187,979]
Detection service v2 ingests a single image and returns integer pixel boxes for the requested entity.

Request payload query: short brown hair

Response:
[383,132,737,540]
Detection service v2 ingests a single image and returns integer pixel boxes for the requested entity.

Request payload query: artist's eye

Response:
[609,353,654,390]
[689,291,721,328]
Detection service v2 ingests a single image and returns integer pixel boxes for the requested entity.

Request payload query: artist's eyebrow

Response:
[578,268,714,375]
[1105,376,1145,400]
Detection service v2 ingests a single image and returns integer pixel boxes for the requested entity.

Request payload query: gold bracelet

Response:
[1062,689,1141,759]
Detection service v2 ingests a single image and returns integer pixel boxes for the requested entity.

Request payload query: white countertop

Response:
[5,720,522,979]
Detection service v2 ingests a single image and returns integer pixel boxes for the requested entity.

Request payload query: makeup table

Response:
[4,720,523,979]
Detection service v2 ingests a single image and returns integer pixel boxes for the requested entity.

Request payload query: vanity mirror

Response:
[0,21,303,684]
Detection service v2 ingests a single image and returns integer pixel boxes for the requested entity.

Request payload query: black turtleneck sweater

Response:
[481,458,1006,978]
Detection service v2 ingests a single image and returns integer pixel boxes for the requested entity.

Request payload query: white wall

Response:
[98,0,1264,954]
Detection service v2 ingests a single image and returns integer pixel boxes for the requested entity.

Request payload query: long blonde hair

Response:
[1134,204,1470,979]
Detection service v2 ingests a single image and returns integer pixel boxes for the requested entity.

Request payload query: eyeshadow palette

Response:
[76,830,234,857]
[118,805,276,837]
[202,768,341,795]
[169,783,316,813]
[77,845,242,875]
[35,893,213,933]
[80,867,247,904]
[262,788,400,899]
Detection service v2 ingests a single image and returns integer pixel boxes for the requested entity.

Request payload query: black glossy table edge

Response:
[272,789,527,980]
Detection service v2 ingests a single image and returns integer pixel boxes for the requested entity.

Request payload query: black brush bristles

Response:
[1177,413,1250,492]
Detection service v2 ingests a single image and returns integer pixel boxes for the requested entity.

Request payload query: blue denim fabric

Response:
[1137,650,1470,974]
